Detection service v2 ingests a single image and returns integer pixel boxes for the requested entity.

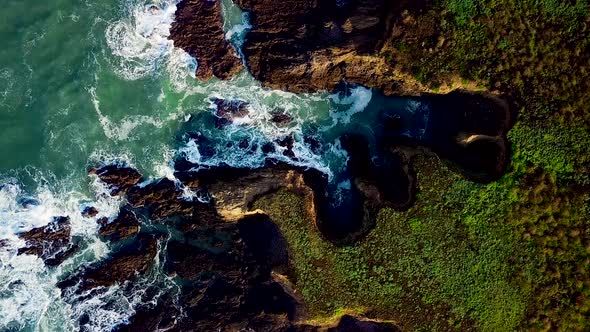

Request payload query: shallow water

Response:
[0,0,429,330]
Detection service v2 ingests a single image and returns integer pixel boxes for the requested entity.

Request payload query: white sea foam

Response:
[0,173,119,330]
[221,0,252,58]
[90,86,174,141]
[328,86,373,125]
[107,1,176,79]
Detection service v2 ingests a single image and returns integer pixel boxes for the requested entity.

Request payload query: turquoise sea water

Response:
[0,0,423,330]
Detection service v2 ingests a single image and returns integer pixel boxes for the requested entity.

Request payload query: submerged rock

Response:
[211,98,250,128]
[81,206,99,218]
[170,0,243,80]
[17,216,78,267]
[270,109,294,127]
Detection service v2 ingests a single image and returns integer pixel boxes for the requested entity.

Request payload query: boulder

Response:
[270,109,294,127]
[81,206,99,218]
[211,98,250,128]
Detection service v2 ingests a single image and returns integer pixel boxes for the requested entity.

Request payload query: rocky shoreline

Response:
[6,0,517,329]
[170,0,433,95]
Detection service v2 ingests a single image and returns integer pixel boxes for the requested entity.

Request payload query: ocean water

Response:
[0,0,428,330]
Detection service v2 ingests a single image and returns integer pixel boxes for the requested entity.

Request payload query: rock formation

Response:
[97,208,141,241]
[47,164,401,331]
[89,165,143,195]
[17,216,79,267]
[170,0,432,94]
[170,0,243,80]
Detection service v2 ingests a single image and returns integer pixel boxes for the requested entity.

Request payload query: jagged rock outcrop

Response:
[176,166,315,221]
[58,234,158,292]
[170,0,243,80]
[126,178,195,219]
[89,165,143,195]
[17,216,79,267]
[169,0,432,94]
[233,0,406,93]
[97,208,141,241]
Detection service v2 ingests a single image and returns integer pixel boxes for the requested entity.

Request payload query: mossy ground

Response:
[255,0,589,330]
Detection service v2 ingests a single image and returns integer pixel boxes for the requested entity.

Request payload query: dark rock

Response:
[270,109,294,127]
[170,0,243,80]
[262,142,277,154]
[328,315,401,332]
[227,0,429,94]
[277,136,296,159]
[75,163,405,331]
[238,138,250,150]
[127,178,194,219]
[97,208,141,241]
[424,91,513,183]
[303,131,323,155]
[89,165,143,195]
[114,293,181,332]
[81,206,99,218]
[238,213,290,272]
[17,216,78,267]
[58,234,158,292]
[212,98,250,128]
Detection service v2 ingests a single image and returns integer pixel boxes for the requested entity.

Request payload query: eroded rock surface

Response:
[170,0,243,80]
[89,165,143,195]
[58,234,158,292]
[169,0,434,94]
[17,216,78,267]
[97,208,141,241]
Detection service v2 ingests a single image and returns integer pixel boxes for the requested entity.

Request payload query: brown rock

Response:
[81,206,99,218]
[97,208,140,241]
[270,109,294,127]
[212,98,250,128]
[170,0,243,80]
[178,167,314,221]
[126,178,194,219]
[228,0,428,94]
[57,234,157,291]
[17,216,78,267]
[90,165,143,195]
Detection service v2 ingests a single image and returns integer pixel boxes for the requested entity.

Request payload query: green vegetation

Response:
[255,0,589,330]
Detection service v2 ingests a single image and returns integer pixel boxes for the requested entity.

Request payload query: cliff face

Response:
[169,0,431,94]
[170,0,243,80]
[233,0,401,93]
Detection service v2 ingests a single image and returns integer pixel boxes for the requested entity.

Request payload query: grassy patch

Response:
[256,0,589,330]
